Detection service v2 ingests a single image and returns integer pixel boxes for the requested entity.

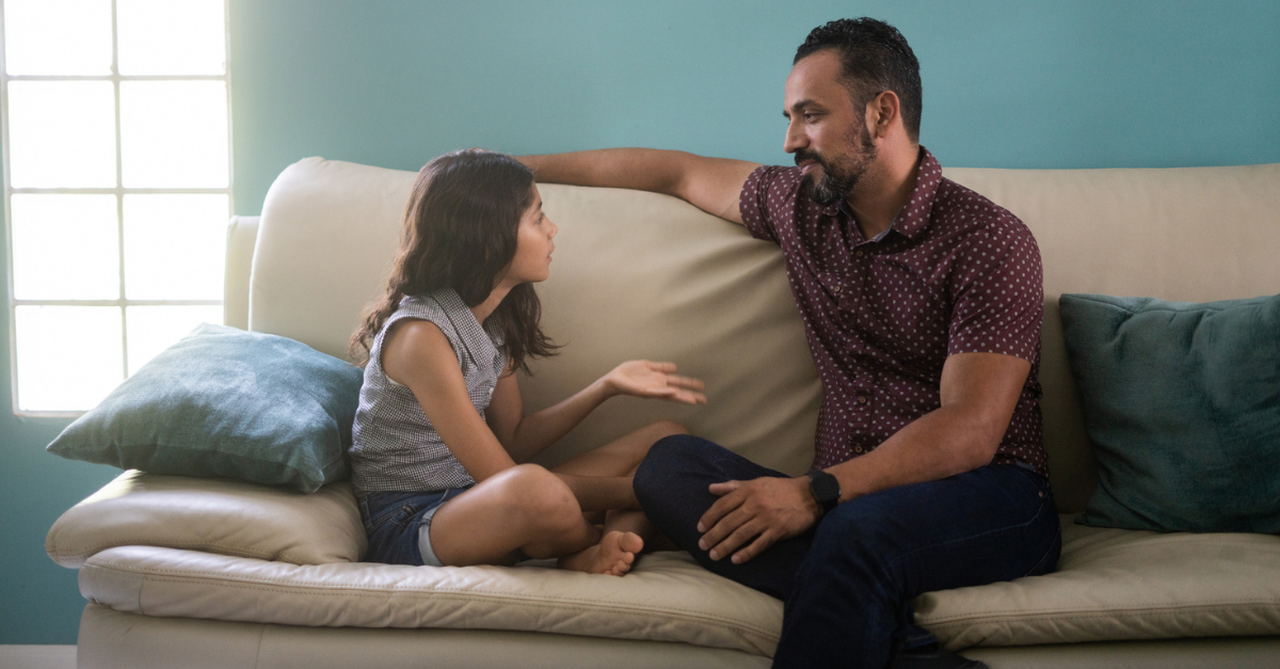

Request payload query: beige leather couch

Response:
[47,158,1280,668]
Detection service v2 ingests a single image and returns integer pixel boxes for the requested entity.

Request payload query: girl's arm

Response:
[487,359,706,465]
[382,319,517,483]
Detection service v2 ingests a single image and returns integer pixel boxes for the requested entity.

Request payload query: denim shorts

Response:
[359,489,469,566]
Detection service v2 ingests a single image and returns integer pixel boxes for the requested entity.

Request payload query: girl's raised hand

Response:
[605,361,707,405]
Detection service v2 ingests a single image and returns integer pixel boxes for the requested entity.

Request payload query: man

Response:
[520,18,1060,669]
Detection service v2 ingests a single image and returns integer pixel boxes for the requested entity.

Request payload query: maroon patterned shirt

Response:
[739,147,1047,477]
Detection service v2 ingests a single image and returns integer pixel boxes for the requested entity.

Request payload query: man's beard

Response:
[798,122,878,207]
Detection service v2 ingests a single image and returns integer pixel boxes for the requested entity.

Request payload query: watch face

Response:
[809,471,840,508]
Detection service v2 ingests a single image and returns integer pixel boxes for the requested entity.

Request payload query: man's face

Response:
[783,50,878,206]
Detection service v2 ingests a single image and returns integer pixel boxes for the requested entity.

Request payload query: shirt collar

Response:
[434,288,503,364]
[892,146,942,240]
[823,145,943,241]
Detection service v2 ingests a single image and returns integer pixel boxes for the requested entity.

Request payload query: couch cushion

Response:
[46,323,363,493]
[46,470,365,568]
[915,517,1280,648]
[66,501,1280,652]
[78,545,784,657]
[1060,292,1280,533]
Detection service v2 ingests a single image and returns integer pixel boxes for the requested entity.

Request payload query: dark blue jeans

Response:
[633,435,1061,669]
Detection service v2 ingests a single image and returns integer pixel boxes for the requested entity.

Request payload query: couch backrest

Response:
[246,157,1280,513]
[946,164,1280,511]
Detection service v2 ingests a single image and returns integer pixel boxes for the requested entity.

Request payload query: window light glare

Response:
[4,0,231,416]
[3,0,113,75]
[7,81,118,188]
[123,194,229,300]
[117,0,226,75]
[16,306,124,412]
[11,194,120,300]
[120,81,230,188]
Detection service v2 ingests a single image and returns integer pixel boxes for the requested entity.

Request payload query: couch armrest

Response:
[224,215,260,330]
[46,470,365,569]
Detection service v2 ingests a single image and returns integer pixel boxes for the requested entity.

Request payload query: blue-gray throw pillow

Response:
[1060,293,1280,534]
[47,323,362,493]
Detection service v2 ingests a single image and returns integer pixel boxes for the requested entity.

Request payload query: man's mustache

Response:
[794,150,821,167]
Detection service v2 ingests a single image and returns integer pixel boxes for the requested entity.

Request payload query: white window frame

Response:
[1,0,234,417]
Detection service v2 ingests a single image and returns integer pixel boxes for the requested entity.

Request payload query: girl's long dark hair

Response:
[350,149,558,372]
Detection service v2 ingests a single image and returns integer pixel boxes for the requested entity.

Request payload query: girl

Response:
[348,149,704,576]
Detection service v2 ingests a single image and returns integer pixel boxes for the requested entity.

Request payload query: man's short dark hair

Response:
[795,18,922,142]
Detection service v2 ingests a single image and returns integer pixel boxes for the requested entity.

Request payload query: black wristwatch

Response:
[806,470,841,515]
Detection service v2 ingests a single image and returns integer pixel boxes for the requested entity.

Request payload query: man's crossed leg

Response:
[634,435,1061,669]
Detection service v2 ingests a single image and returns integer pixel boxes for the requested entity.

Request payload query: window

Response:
[2,0,231,415]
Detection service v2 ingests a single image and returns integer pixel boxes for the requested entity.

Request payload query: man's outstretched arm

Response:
[518,149,760,225]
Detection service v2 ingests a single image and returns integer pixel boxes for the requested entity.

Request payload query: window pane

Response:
[3,0,112,75]
[8,81,117,188]
[118,0,226,75]
[120,81,229,188]
[11,194,119,300]
[15,306,123,412]
[123,194,228,300]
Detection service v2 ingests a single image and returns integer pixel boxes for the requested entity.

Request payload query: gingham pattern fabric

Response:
[349,289,507,495]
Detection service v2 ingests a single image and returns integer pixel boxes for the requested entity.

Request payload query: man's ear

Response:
[867,91,901,138]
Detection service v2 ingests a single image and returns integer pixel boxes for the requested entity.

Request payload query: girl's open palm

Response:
[606,361,707,405]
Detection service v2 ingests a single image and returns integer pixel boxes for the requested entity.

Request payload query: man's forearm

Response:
[518,148,689,196]
[826,403,1004,502]
[827,351,1028,502]
[519,149,758,223]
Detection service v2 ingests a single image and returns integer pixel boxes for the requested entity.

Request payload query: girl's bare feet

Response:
[559,531,645,576]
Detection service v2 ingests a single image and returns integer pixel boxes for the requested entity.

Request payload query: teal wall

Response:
[3,0,1278,644]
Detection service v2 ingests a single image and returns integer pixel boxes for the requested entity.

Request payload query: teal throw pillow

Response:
[1060,293,1280,533]
[47,323,363,493]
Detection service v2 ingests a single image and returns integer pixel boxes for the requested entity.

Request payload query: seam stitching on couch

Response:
[80,560,780,637]
[923,603,1280,626]
[51,539,346,566]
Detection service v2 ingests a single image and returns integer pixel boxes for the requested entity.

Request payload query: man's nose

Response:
[783,120,806,154]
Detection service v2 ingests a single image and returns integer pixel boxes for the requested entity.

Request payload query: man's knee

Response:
[633,434,720,506]
[619,420,690,471]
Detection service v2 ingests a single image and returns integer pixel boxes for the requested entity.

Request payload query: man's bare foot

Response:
[558,531,644,576]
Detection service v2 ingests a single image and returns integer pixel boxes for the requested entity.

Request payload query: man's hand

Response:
[697,476,822,564]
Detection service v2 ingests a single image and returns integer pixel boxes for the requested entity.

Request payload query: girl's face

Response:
[503,185,558,285]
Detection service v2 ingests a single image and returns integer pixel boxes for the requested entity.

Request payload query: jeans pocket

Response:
[364,493,417,530]
[389,504,419,531]
[1007,463,1049,491]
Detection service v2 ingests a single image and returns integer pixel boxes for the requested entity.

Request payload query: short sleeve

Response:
[739,165,805,245]
[947,216,1044,363]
